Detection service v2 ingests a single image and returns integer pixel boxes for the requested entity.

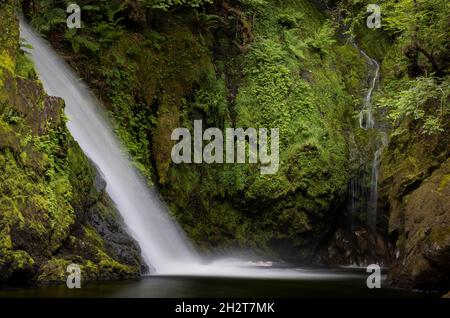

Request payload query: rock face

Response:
[315,228,392,267]
[387,159,450,290]
[0,7,142,285]
[380,119,450,291]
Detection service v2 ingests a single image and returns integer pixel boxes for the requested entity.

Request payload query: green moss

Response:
[0,51,14,73]
[36,224,139,282]
[15,51,36,79]
[153,1,360,255]
[438,174,450,192]
[355,28,391,63]
[37,258,71,282]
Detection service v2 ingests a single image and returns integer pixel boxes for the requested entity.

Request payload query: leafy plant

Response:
[141,0,213,11]
[305,21,336,56]
[379,76,449,134]
[15,44,36,79]
[31,4,66,33]
[382,0,449,75]
[64,29,100,54]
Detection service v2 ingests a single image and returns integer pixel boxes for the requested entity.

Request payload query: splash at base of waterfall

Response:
[151,258,362,280]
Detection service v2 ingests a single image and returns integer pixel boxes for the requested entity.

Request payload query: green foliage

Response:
[241,0,268,9]
[305,20,336,56]
[141,0,213,11]
[190,76,229,126]
[31,1,66,33]
[15,48,36,79]
[277,11,304,29]
[64,29,100,54]
[378,77,449,134]
[338,0,449,74]
[237,38,294,144]
[32,0,126,54]
[334,0,367,39]
[163,1,354,252]
[89,1,125,45]
[382,0,449,73]
[98,42,155,181]
[23,0,371,261]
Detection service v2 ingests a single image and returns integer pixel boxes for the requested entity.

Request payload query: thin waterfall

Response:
[367,148,381,231]
[359,50,379,130]
[367,132,387,232]
[358,49,384,232]
[346,47,383,234]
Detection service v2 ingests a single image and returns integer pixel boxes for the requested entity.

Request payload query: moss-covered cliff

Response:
[361,0,449,290]
[378,50,450,290]
[0,5,142,285]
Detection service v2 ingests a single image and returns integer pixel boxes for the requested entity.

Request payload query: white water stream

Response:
[358,49,385,232]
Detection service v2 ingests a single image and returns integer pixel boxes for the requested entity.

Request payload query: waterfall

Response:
[358,50,379,130]
[367,146,381,231]
[358,49,385,232]
[19,18,366,279]
[19,18,200,274]
[367,132,387,232]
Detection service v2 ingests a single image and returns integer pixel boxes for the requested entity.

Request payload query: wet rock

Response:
[388,158,450,290]
[83,159,145,271]
[315,228,391,266]
[379,117,450,291]
[87,195,144,271]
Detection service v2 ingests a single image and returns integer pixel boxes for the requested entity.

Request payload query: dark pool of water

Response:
[0,268,437,298]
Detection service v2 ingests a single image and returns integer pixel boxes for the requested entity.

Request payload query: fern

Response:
[379,76,449,134]
[64,29,100,54]
[305,21,336,56]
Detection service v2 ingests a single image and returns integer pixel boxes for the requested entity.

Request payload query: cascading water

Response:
[19,18,366,280]
[19,18,199,274]
[358,49,385,232]
[358,50,379,130]
[339,48,387,266]
[345,46,385,236]
[367,132,387,232]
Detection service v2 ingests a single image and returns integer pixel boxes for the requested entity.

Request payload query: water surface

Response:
[0,268,435,298]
